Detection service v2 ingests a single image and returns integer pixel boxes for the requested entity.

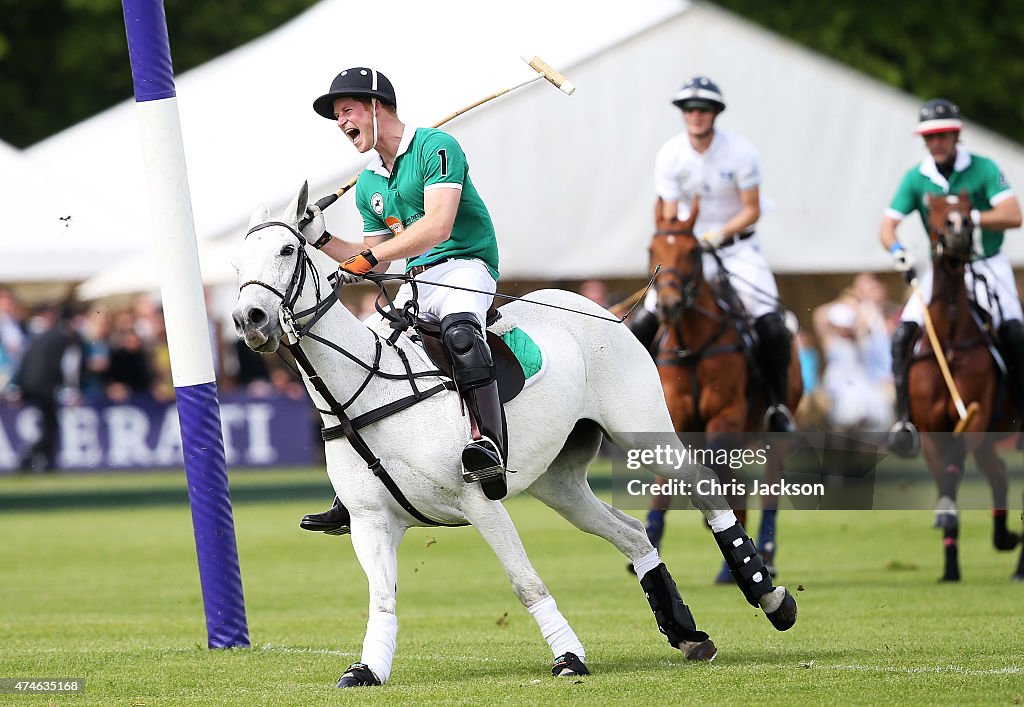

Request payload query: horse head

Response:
[926,190,974,264]
[649,199,701,325]
[231,182,313,353]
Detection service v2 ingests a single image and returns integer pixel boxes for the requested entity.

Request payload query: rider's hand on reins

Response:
[698,229,725,251]
[300,204,333,250]
[890,242,912,273]
[338,249,379,284]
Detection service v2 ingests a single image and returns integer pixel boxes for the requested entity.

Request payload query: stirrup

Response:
[763,404,795,433]
[888,420,920,458]
[461,436,505,483]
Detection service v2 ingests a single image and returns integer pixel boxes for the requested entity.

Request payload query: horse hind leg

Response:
[528,420,717,661]
[972,443,1021,551]
[459,491,589,677]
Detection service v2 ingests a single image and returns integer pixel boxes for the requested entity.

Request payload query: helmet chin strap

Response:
[370,68,380,151]
[371,97,379,151]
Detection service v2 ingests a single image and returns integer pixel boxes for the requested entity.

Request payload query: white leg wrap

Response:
[707,510,737,533]
[527,595,584,660]
[360,611,398,683]
[633,548,662,578]
[758,586,786,613]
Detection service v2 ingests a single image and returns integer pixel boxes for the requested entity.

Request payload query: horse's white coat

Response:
[232,185,756,683]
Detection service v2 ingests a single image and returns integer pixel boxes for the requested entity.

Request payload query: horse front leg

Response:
[461,495,589,677]
[336,513,407,688]
[923,432,963,581]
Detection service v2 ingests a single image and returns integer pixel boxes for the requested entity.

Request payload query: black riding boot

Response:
[629,308,660,358]
[462,380,509,500]
[888,320,921,457]
[998,319,1024,437]
[754,312,795,432]
[442,313,509,500]
[300,496,352,535]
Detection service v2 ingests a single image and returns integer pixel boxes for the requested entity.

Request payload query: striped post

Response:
[121,0,249,648]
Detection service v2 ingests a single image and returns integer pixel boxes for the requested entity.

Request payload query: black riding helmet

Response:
[313,67,397,120]
[671,76,726,112]
[915,98,962,135]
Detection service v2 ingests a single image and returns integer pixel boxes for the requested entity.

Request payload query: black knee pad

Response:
[441,313,494,390]
[713,523,773,607]
[639,563,709,646]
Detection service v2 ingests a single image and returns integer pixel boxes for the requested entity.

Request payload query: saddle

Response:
[414,308,526,403]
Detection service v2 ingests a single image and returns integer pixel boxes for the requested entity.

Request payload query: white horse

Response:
[231,183,797,688]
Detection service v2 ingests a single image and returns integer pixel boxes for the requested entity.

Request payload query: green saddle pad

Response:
[500,327,543,380]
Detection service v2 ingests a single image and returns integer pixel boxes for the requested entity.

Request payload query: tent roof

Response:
[0,141,147,283]
[25,0,1024,299]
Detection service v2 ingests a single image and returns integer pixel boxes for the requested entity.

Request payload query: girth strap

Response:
[284,341,467,528]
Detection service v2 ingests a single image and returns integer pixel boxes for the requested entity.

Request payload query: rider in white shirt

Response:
[636,75,795,432]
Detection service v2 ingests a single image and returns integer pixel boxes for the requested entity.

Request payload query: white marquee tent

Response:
[0,141,147,283]
[25,0,1024,299]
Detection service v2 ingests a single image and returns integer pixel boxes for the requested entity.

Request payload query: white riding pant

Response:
[644,238,780,319]
[394,258,496,328]
[899,252,1023,328]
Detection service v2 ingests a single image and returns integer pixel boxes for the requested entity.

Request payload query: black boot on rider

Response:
[629,307,661,358]
[442,313,509,500]
[300,496,352,535]
[888,320,921,457]
[754,311,796,433]
[997,319,1024,446]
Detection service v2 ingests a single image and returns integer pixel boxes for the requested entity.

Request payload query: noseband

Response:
[652,230,703,311]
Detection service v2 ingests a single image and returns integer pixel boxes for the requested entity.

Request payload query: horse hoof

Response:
[680,638,718,661]
[552,652,589,677]
[1011,573,1024,582]
[938,574,960,583]
[993,531,1021,551]
[336,663,381,688]
[765,589,798,631]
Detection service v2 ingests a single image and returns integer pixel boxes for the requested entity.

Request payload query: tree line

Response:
[1,1,1022,147]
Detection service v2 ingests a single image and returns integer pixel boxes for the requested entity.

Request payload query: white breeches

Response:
[395,258,497,328]
[899,252,1023,328]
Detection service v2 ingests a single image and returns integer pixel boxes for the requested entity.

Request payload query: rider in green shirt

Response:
[298,67,510,534]
[880,98,1024,455]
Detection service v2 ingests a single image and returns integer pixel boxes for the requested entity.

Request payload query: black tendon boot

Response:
[888,321,921,457]
[754,312,796,432]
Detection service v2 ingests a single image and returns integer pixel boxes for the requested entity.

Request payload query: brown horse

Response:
[907,191,1023,581]
[643,204,802,580]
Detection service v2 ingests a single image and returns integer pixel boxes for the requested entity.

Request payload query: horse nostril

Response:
[248,307,268,327]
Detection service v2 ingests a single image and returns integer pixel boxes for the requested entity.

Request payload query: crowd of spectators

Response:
[0,274,905,460]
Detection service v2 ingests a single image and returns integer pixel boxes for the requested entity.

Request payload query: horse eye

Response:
[280,244,296,256]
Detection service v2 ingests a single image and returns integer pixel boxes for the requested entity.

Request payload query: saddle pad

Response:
[501,327,544,382]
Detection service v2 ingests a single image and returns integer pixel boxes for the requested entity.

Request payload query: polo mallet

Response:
[908,269,980,434]
[301,55,575,224]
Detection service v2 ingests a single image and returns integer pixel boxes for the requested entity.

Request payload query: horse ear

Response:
[248,206,270,229]
[284,181,310,226]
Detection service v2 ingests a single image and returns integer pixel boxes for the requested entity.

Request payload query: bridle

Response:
[651,229,713,316]
[237,218,465,528]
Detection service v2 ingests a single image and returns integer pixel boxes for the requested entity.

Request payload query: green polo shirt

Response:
[355,127,499,279]
[888,150,1014,259]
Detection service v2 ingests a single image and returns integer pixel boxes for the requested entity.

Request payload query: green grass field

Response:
[2,467,1022,705]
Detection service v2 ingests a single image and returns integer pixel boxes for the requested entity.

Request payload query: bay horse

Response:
[907,191,1023,581]
[231,183,797,687]
[646,204,803,579]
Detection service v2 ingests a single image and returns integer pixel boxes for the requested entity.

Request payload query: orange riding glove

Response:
[338,249,379,283]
